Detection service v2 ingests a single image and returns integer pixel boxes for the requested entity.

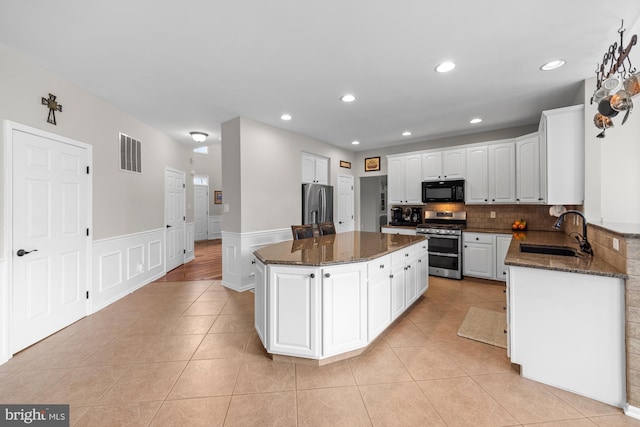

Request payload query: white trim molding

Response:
[91,228,165,312]
[221,228,291,292]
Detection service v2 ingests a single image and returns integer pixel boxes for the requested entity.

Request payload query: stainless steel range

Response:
[416,211,466,280]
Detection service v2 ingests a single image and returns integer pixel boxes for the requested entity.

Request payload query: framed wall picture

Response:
[364,156,381,172]
[214,190,222,204]
[340,160,351,169]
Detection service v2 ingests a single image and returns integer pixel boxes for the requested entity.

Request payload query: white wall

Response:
[191,142,223,217]
[0,45,191,248]
[583,77,640,224]
[222,117,356,233]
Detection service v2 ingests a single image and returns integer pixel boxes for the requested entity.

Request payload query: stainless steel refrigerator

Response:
[302,183,333,225]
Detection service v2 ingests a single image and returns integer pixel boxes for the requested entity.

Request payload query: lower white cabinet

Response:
[417,242,429,294]
[268,265,321,358]
[463,232,512,281]
[254,259,267,347]
[367,255,392,341]
[322,264,367,357]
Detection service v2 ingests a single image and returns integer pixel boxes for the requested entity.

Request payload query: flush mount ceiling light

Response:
[402,131,412,136]
[189,131,208,142]
[469,118,483,124]
[351,140,360,145]
[281,114,292,121]
[341,94,356,102]
[435,61,456,73]
[540,59,566,71]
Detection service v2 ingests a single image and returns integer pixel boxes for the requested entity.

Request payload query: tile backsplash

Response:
[423,203,579,231]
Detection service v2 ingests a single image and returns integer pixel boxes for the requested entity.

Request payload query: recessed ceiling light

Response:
[540,60,566,71]
[402,131,412,136]
[351,140,360,145]
[281,114,292,121]
[435,61,456,73]
[341,94,356,102]
[469,118,482,124]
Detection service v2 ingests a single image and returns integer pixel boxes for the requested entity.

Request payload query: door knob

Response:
[166,224,172,228]
[17,249,38,257]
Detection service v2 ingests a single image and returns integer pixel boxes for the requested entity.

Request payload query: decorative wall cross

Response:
[41,93,62,125]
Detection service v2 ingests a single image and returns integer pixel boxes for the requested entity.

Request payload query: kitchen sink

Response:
[519,243,578,257]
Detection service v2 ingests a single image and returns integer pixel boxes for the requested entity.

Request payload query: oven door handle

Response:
[428,252,459,258]
[420,234,460,240]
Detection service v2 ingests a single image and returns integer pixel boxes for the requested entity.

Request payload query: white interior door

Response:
[194,185,208,241]
[12,128,89,353]
[336,175,355,232]
[165,169,185,271]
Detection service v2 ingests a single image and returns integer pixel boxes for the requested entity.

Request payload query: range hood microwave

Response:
[422,179,465,203]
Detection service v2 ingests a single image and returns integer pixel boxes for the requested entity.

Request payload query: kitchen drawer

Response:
[463,232,493,244]
[415,241,428,256]
[391,244,417,265]
[367,254,391,278]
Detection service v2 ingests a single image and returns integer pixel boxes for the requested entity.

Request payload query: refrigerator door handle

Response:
[320,188,325,223]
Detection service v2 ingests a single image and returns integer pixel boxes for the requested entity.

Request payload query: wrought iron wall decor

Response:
[591,20,638,138]
[41,93,63,125]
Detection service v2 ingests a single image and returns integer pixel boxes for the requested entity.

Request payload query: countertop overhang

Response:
[254,231,426,266]
[504,231,627,279]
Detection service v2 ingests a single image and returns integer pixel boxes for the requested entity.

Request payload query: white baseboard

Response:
[221,228,290,292]
[625,404,640,420]
[91,228,166,312]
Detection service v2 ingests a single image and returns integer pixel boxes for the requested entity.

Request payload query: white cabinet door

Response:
[254,259,267,346]
[387,156,405,204]
[302,152,329,185]
[315,156,329,185]
[390,265,406,320]
[463,242,494,278]
[516,133,542,204]
[405,258,418,306]
[495,235,512,282]
[322,264,367,357]
[489,142,516,203]
[442,149,466,179]
[417,251,429,295]
[404,154,422,203]
[368,271,392,341]
[465,146,489,203]
[268,266,320,358]
[421,152,442,180]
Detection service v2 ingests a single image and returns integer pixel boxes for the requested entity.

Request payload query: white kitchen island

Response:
[253,231,428,364]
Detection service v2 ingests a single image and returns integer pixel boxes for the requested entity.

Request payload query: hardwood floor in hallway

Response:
[158,239,222,282]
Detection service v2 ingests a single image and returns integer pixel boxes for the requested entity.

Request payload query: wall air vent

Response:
[119,132,142,173]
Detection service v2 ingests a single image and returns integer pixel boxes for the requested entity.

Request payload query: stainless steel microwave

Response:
[422,179,465,203]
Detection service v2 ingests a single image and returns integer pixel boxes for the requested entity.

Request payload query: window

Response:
[193,146,208,155]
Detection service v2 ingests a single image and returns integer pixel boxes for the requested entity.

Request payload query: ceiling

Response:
[1,1,640,152]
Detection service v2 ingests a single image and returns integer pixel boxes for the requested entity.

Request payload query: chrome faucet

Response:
[552,210,593,255]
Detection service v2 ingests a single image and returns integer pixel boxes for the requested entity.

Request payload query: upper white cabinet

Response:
[539,105,585,205]
[302,152,329,185]
[465,146,489,203]
[488,142,516,203]
[422,149,466,181]
[466,141,515,204]
[515,133,542,204]
[387,154,422,204]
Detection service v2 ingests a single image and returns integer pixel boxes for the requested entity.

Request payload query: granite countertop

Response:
[254,231,426,266]
[504,231,627,279]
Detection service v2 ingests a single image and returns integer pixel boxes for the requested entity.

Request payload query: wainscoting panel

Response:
[92,229,165,312]
[209,215,222,239]
[222,228,291,292]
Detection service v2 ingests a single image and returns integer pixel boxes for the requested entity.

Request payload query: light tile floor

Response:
[0,277,638,426]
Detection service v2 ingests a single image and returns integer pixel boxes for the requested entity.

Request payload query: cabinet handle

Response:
[503,329,507,334]
[405,253,409,257]
[503,306,507,310]
[389,274,394,278]
[310,273,315,278]
[325,273,330,278]
[464,245,467,248]
[475,237,479,241]
[418,259,422,263]
[516,198,520,201]
[492,199,495,202]
[379,264,384,269]
[538,197,543,201]
[503,289,506,293]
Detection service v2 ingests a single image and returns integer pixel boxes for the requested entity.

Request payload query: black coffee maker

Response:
[390,207,403,225]
[410,207,423,224]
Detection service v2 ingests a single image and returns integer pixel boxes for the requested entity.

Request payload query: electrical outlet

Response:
[490,211,496,219]
[613,238,620,251]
